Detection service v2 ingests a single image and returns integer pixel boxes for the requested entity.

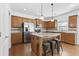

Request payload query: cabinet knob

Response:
[0,32,1,37]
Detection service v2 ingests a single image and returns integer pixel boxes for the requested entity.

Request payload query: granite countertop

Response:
[62,31,77,33]
[41,29,77,33]
[32,32,61,38]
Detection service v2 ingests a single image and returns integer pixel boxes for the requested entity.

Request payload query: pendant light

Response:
[39,3,44,20]
[50,3,54,22]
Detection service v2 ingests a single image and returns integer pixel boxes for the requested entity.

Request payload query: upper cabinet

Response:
[11,16,23,28]
[69,15,77,28]
[44,21,51,29]
[23,18,33,23]
[32,18,42,25]
[42,20,57,30]
[32,19,37,25]
[32,19,57,29]
[11,15,33,28]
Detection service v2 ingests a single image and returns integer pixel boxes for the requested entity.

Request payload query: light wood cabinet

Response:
[61,33,66,42]
[48,21,55,29]
[11,16,33,28]
[23,18,32,23]
[32,19,37,25]
[11,16,23,28]
[18,17,23,26]
[42,21,47,29]
[61,32,75,44]
[11,33,23,45]
[69,15,77,28]
[31,35,39,55]
[32,19,42,25]
[42,21,56,29]
[32,19,57,29]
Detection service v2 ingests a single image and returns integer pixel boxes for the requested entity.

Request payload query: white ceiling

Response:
[10,3,79,18]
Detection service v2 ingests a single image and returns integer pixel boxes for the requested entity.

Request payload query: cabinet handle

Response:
[0,32,1,37]
[5,36,9,38]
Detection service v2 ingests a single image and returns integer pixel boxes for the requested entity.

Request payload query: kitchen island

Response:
[31,32,61,56]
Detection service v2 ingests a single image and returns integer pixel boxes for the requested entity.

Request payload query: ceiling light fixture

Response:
[39,3,44,20]
[24,8,26,11]
[51,3,54,22]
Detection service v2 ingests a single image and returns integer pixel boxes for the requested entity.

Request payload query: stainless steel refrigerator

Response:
[22,22,35,43]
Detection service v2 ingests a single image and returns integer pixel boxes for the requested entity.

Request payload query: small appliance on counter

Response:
[34,25,41,33]
[35,27,41,33]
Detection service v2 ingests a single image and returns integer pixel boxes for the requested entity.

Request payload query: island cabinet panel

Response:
[69,15,77,28]
[11,33,23,45]
[31,35,41,56]
[61,32,75,45]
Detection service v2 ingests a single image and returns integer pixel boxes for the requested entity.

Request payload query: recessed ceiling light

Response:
[24,8,26,11]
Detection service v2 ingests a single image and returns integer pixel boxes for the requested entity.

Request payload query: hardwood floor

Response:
[9,43,79,56]
[9,43,32,56]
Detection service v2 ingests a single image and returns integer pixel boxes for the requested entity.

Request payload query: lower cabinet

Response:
[11,32,23,45]
[61,32,75,45]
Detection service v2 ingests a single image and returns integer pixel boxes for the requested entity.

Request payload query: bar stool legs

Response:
[42,40,63,56]
[56,40,60,54]
[42,42,51,56]
[49,41,54,55]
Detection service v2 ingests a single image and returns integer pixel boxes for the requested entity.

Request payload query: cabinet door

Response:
[48,21,55,29]
[69,15,77,28]
[66,33,75,44]
[47,21,51,29]
[32,19,36,25]
[42,21,55,29]
[43,21,48,29]
[11,16,18,28]
[11,16,23,28]
[17,17,23,27]
[61,33,67,42]
[11,33,23,45]
[61,33,75,44]
[37,19,42,25]
[52,21,55,29]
